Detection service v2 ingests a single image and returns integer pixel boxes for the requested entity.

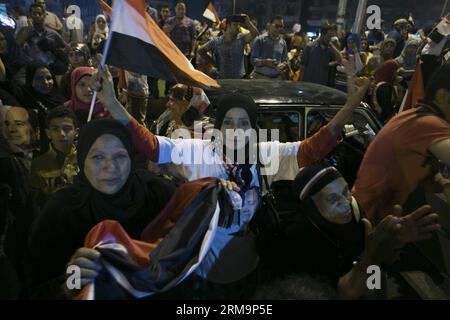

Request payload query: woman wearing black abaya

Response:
[25,119,176,299]
[14,62,67,153]
[282,162,441,299]
[17,62,66,112]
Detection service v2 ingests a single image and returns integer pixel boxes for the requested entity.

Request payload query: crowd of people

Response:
[0,0,449,300]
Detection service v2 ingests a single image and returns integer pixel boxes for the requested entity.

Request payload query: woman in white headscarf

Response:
[94,14,109,37]
[395,38,420,71]
[89,15,109,52]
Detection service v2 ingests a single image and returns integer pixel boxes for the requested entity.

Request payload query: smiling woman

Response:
[83,134,131,194]
[25,119,176,299]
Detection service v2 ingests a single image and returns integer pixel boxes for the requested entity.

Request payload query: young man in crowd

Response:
[299,22,343,86]
[16,4,68,71]
[250,15,288,79]
[353,64,450,225]
[163,1,196,60]
[34,0,63,33]
[158,4,171,29]
[30,106,78,210]
[198,14,259,79]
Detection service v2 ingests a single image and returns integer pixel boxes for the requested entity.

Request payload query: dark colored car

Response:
[206,79,382,187]
[206,80,450,298]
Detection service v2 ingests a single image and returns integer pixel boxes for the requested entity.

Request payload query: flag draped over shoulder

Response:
[101,0,219,89]
[75,178,233,300]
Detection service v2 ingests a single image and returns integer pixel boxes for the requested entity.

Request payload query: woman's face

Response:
[4,107,32,148]
[220,107,252,151]
[68,49,87,68]
[84,134,131,195]
[32,67,54,94]
[311,177,353,225]
[382,42,396,57]
[97,17,107,30]
[75,75,93,103]
[0,32,8,55]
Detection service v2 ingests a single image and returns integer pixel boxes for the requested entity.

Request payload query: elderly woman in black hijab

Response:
[284,162,440,299]
[25,119,176,299]
[85,65,373,298]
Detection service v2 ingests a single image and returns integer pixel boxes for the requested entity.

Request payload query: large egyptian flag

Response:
[102,0,219,89]
[76,178,231,300]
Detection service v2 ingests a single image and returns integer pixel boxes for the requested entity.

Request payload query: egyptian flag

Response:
[99,0,112,16]
[203,2,220,26]
[75,178,233,300]
[104,0,219,89]
[399,59,425,112]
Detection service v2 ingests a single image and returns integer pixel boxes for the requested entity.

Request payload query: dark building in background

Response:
[2,0,448,33]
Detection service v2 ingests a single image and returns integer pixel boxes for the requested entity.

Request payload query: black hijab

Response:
[292,163,365,264]
[26,119,176,297]
[22,62,66,112]
[214,93,259,192]
[214,93,258,131]
[48,119,175,242]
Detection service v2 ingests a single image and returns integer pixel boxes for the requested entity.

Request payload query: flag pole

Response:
[441,0,449,18]
[87,4,116,122]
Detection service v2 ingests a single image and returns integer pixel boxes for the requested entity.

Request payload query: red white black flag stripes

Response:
[102,0,219,89]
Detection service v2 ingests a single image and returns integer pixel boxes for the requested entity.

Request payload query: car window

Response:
[305,107,379,187]
[257,111,302,143]
[306,108,377,149]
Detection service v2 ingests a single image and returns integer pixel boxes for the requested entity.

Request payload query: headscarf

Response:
[380,38,397,60]
[94,14,109,37]
[214,93,259,192]
[292,163,365,261]
[67,119,175,230]
[25,119,176,295]
[395,38,419,70]
[23,61,66,111]
[373,59,399,84]
[214,93,258,130]
[64,67,110,126]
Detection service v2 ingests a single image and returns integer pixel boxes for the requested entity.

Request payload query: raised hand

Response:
[392,204,441,245]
